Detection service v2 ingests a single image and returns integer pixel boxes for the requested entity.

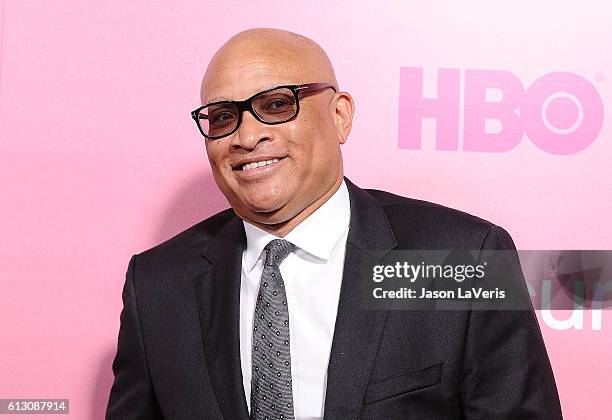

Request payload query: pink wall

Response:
[0,1,610,418]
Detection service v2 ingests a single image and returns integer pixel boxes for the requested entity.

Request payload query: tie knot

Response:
[264,239,295,266]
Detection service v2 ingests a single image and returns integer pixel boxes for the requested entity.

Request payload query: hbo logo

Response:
[398,67,604,155]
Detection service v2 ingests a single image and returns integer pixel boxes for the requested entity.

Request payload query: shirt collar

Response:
[242,179,351,272]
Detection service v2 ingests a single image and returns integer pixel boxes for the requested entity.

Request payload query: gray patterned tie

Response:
[250,239,296,420]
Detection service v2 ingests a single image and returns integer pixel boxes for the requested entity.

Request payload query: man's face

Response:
[201,48,345,226]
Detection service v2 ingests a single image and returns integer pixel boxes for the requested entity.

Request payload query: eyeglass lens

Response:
[197,87,298,138]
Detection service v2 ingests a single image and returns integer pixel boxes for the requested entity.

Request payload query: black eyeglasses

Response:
[191,83,336,140]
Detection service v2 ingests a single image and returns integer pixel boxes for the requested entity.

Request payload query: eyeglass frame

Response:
[190,82,337,140]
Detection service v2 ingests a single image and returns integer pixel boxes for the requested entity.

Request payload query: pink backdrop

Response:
[1,1,610,418]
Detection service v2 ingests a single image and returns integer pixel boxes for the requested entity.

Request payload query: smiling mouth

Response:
[233,157,287,171]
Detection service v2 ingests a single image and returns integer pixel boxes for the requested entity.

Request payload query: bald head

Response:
[199,28,355,237]
[201,28,338,103]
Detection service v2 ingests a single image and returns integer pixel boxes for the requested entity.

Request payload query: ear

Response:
[332,91,355,145]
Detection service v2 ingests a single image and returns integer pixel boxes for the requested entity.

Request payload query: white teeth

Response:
[241,158,280,171]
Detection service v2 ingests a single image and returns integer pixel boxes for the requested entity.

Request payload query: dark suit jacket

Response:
[106,177,562,419]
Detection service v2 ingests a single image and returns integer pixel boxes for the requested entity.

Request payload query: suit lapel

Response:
[194,215,250,420]
[323,177,398,419]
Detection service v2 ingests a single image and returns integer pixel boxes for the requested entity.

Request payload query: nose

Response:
[231,109,272,150]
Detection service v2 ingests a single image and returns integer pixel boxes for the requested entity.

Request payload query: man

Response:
[106,28,562,419]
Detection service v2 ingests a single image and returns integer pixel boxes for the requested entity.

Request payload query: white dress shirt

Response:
[239,180,351,420]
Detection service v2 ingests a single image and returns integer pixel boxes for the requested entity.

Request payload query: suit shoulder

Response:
[364,188,500,248]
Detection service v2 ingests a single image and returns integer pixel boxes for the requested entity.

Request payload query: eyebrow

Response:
[206,96,230,103]
[203,84,289,106]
